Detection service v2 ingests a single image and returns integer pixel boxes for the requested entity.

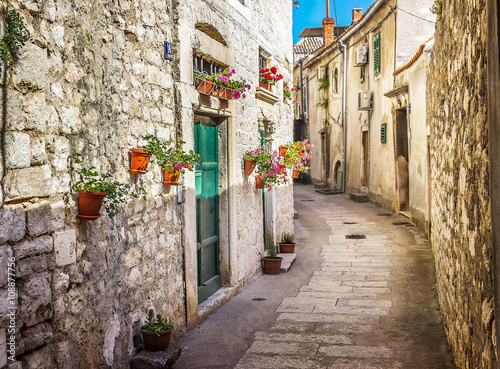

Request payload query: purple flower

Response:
[247,84,251,90]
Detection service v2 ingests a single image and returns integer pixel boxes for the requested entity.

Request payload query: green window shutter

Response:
[374,32,381,76]
[381,123,387,143]
[360,65,365,83]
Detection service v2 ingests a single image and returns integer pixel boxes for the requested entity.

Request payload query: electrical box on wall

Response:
[358,90,372,110]
[317,66,326,80]
[355,45,368,66]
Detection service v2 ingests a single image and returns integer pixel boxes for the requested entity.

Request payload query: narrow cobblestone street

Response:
[174,184,455,368]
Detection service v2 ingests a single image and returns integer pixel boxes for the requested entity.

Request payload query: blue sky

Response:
[293,0,376,43]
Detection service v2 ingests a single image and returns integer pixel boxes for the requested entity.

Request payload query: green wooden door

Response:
[195,118,221,303]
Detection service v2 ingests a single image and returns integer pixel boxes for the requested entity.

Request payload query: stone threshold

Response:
[197,286,236,323]
[278,253,296,272]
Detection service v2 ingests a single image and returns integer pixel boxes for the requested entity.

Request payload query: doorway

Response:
[362,131,369,187]
[396,109,409,211]
[195,116,222,303]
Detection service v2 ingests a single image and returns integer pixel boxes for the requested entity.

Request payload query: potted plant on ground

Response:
[140,309,174,352]
[259,67,283,91]
[71,154,144,219]
[278,232,296,253]
[155,140,201,185]
[262,240,283,275]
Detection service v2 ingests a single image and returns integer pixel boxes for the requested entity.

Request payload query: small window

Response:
[360,65,366,83]
[259,55,267,70]
[193,54,224,75]
[373,32,381,76]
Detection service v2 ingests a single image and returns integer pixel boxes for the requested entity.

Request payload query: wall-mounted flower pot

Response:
[163,170,180,185]
[141,327,174,351]
[279,146,289,157]
[263,257,283,275]
[259,81,272,91]
[278,242,295,253]
[77,191,107,220]
[278,165,286,175]
[292,169,300,179]
[217,86,235,100]
[196,78,215,95]
[244,159,257,176]
[129,149,152,174]
[256,175,265,189]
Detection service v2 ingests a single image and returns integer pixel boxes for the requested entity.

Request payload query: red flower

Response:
[198,159,201,163]
[277,74,283,80]
[259,69,265,73]
[271,67,277,74]
[265,68,270,72]
[264,73,271,80]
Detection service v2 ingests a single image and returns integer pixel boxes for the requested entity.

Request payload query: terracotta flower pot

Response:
[141,327,174,352]
[278,165,286,175]
[163,169,180,185]
[259,81,272,91]
[278,242,296,253]
[77,191,107,220]
[217,86,235,100]
[197,78,215,95]
[129,149,152,174]
[244,159,257,176]
[279,146,289,157]
[292,169,300,178]
[263,257,283,275]
[256,175,265,189]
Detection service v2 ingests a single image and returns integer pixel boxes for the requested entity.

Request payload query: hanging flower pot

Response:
[279,146,289,157]
[77,191,107,220]
[292,169,300,179]
[278,165,286,175]
[256,175,265,189]
[244,159,257,176]
[262,256,283,275]
[217,86,235,100]
[129,149,152,174]
[163,170,180,186]
[259,81,272,91]
[196,78,215,95]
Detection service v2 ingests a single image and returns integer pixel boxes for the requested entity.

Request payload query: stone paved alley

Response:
[173,185,455,369]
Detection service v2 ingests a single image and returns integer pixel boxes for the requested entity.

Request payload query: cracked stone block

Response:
[0,205,26,245]
[18,272,52,327]
[131,343,182,369]
[50,201,66,230]
[21,345,55,369]
[13,235,53,261]
[0,245,14,288]
[5,132,30,169]
[31,138,47,165]
[53,230,76,266]
[0,89,25,131]
[27,201,51,237]
[61,106,81,134]
[24,92,48,132]
[4,165,53,202]
[16,255,48,279]
[12,43,48,90]
[16,322,53,356]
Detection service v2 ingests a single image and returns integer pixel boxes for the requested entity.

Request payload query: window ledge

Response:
[256,86,279,104]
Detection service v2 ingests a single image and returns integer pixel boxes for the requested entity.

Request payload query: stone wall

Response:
[0,0,294,367]
[427,1,497,367]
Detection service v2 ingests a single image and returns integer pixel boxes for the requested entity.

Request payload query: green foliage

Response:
[0,7,29,66]
[142,309,174,333]
[283,85,293,101]
[250,147,286,188]
[282,140,313,174]
[430,0,442,21]
[320,97,329,110]
[281,232,295,244]
[266,240,278,259]
[71,154,144,218]
[317,78,330,91]
[142,135,200,174]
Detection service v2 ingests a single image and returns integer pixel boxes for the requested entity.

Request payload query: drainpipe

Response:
[340,40,347,193]
[299,59,305,140]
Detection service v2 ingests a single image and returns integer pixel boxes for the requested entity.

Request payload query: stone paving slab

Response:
[235,354,329,369]
[246,341,319,356]
[318,345,393,359]
[254,331,352,345]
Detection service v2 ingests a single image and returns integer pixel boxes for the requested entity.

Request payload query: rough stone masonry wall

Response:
[427,1,497,367]
[0,0,186,367]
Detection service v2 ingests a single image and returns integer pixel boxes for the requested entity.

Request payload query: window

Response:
[361,65,366,83]
[259,55,267,70]
[193,54,224,75]
[373,32,381,76]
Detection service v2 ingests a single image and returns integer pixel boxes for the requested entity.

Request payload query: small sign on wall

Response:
[164,41,173,61]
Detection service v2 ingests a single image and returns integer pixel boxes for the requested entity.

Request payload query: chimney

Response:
[322,17,335,47]
[352,8,363,23]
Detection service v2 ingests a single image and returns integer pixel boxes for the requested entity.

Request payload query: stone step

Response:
[278,253,296,272]
[350,193,369,203]
[315,189,341,195]
[131,343,182,369]
[314,181,327,189]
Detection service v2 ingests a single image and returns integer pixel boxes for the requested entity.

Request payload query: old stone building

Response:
[0,0,294,367]
[294,0,435,228]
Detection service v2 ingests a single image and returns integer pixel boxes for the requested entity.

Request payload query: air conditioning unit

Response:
[358,90,372,110]
[317,66,326,80]
[355,45,368,66]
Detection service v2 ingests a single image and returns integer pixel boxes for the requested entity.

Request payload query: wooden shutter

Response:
[374,32,381,76]
[381,123,387,143]
[360,65,366,83]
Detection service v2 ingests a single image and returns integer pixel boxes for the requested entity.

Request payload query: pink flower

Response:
[247,84,251,90]
[291,88,294,91]
[292,100,296,103]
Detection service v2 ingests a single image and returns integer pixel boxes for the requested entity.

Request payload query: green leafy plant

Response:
[283,85,296,103]
[142,309,174,334]
[252,147,286,188]
[0,7,29,66]
[281,232,295,244]
[142,136,200,174]
[282,140,314,174]
[430,0,442,21]
[320,97,329,110]
[317,78,330,91]
[71,154,144,218]
[266,239,278,259]
[194,68,251,98]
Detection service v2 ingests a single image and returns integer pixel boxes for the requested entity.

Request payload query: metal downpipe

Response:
[340,40,347,193]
